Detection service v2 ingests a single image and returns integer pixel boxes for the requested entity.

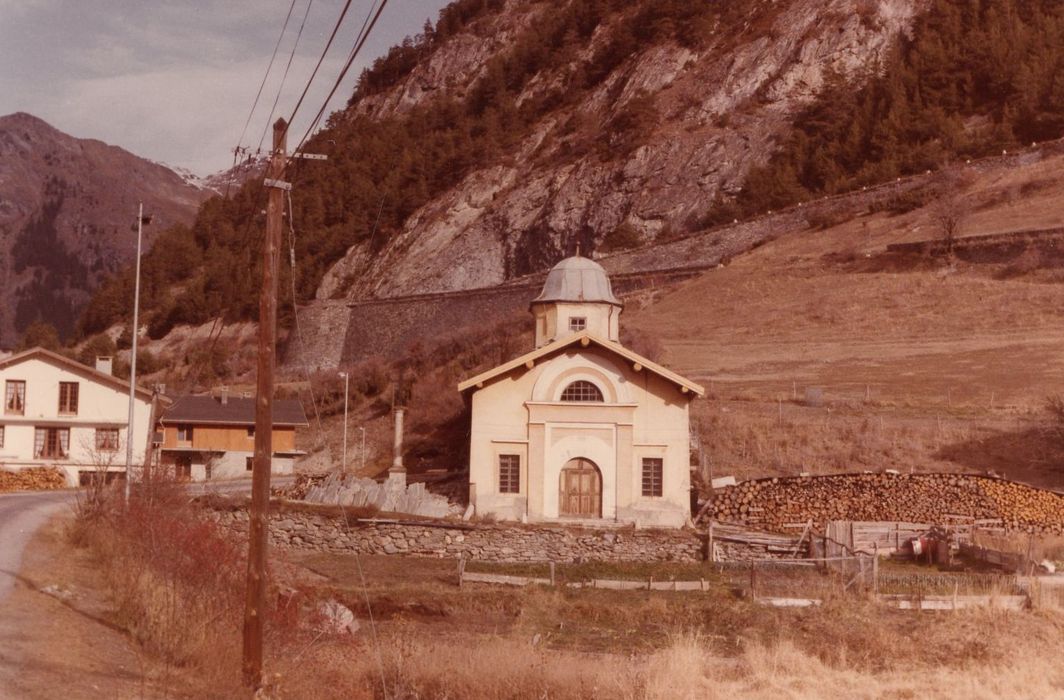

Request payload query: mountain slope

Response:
[0,112,209,345]
[77,0,1064,339]
[317,0,922,300]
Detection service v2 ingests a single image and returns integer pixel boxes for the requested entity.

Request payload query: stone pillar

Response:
[389,407,407,488]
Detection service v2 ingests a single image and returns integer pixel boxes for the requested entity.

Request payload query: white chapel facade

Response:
[459,255,704,528]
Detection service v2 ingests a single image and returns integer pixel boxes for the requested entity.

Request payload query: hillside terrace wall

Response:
[283,137,1064,371]
[208,502,705,563]
[885,226,1064,258]
[329,267,711,366]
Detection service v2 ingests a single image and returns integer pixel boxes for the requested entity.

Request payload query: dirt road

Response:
[0,490,73,601]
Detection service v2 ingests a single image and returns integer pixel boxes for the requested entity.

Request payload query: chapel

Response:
[458,254,704,528]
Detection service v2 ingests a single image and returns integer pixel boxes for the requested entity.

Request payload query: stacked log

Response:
[711,473,1064,534]
[0,467,67,492]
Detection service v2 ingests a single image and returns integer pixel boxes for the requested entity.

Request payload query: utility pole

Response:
[124,204,150,504]
[339,371,349,471]
[243,117,287,690]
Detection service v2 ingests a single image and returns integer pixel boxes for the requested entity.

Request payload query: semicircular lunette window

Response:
[559,380,604,402]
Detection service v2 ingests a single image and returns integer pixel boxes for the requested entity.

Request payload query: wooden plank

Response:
[462,572,552,587]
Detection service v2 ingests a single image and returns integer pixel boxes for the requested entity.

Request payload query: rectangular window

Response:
[641,457,663,497]
[0,425,4,448]
[177,425,193,442]
[34,427,70,459]
[58,382,79,415]
[569,317,587,332]
[498,454,520,494]
[246,456,254,471]
[5,380,25,415]
[246,426,255,438]
[95,428,119,451]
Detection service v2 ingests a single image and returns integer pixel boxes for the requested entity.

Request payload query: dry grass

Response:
[275,620,1064,700]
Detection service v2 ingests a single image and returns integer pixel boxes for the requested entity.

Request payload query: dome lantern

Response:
[530,254,622,347]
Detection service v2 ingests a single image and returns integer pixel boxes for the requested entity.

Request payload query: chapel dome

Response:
[532,254,622,306]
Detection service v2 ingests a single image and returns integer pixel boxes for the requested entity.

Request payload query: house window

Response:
[559,380,603,402]
[246,456,254,471]
[177,425,194,442]
[499,454,520,494]
[95,428,119,451]
[34,427,69,459]
[58,382,79,415]
[5,380,25,415]
[641,458,663,497]
[246,426,255,438]
[0,425,4,448]
[569,317,587,332]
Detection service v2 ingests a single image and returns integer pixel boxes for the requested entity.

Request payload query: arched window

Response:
[560,380,604,402]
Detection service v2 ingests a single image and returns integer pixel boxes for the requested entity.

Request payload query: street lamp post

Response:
[359,426,366,472]
[339,372,349,471]
[125,204,151,504]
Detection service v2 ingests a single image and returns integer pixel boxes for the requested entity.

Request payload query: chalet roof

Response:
[0,346,156,400]
[457,331,704,397]
[159,395,309,427]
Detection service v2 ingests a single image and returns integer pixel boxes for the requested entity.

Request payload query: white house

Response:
[0,347,156,486]
[459,255,704,528]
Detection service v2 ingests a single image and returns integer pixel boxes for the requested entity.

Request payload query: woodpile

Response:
[711,473,1064,534]
[0,467,67,492]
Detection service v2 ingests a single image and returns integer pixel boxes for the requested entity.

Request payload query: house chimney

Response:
[389,407,407,487]
[95,356,114,375]
[219,386,229,405]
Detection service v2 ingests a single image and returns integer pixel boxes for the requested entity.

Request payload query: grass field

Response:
[628,153,1064,488]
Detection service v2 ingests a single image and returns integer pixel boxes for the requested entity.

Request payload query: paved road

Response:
[0,490,75,601]
[0,476,292,604]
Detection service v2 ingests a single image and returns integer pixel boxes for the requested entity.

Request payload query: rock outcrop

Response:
[317,0,923,303]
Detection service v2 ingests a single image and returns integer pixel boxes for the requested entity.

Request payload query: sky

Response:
[0,0,452,175]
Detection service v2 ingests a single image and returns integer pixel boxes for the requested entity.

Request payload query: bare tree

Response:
[931,167,973,260]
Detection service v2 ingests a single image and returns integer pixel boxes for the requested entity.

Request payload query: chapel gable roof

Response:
[457,332,704,397]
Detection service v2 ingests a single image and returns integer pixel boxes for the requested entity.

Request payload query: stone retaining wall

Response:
[210,504,705,563]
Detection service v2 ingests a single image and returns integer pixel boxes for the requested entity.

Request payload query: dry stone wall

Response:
[712,473,1064,535]
[210,504,704,563]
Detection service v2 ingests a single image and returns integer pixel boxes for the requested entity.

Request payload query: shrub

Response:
[599,222,643,252]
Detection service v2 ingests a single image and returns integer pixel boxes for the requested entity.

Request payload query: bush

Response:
[599,222,642,253]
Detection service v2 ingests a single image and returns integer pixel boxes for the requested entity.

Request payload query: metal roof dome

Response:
[531,255,622,306]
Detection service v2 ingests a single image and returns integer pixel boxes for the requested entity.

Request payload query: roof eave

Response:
[457,332,704,397]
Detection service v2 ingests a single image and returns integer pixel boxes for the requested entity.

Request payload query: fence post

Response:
[549,561,556,587]
[457,557,466,588]
[749,561,757,601]
[707,521,715,563]
[873,543,880,596]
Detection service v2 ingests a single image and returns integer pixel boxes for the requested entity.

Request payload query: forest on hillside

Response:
[74,0,1064,345]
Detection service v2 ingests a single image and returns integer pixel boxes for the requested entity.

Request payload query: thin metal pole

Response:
[340,372,349,471]
[243,117,286,690]
[124,202,144,505]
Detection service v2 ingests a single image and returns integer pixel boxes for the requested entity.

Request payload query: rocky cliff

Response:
[316,0,923,302]
[0,112,209,344]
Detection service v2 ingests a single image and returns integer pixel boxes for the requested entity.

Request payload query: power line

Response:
[256,0,316,155]
[284,0,357,131]
[235,0,300,153]
[291,0,390,158]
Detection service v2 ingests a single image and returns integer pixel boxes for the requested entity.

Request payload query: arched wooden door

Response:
[559,458,602,518]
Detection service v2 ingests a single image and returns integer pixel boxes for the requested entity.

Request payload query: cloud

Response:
[36,52,361,173]
[0,0,453,174]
